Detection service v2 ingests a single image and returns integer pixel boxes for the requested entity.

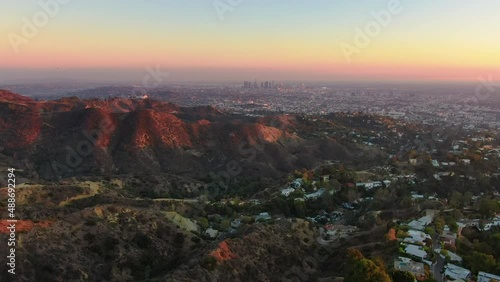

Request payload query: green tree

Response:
[391,270,415,282]
[330,179,342,192]
[220,219,231,230]
[293,199,306,218]
[201,255,217,271]
[197,217,209,230]
[449,192,464,209]
[478,199,500,218]
[374,188,393,205]
[464,251,497,274]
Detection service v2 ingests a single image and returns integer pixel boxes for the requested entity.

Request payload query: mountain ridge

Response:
[0,90,351,182]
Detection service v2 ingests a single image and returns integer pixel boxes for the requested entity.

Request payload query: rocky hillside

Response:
[0,90,353,183]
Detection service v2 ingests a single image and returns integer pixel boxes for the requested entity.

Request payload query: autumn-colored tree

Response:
[433,216,446,234]
[347,259,391,282]
[347,248,364,261]
[346,249,391,282]
[372,256,386,269]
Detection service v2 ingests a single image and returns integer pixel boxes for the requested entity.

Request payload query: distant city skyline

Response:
[1,0,500,83]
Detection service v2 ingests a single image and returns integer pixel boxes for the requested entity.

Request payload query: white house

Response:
[255,212,272,221]
[281,187,295,197]
[444,264,471,281]
[434,249,462,263]
[404,229,432,245]
[407,214,434,231]
[461,159,471,165]
[393,257,426,280]
[477,271,500,282]
[305,188,325,200]
[482,219,500,231]
[290,179,303,189]
[411,194,425,200]
[405,244,427,260]
[204,228,219,239]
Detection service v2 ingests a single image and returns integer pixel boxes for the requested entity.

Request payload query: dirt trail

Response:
[58,181,100,207]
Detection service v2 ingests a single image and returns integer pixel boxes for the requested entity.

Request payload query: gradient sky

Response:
[1,0,500,83]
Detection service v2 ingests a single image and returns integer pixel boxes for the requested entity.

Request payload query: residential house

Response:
[434,249,462,263]
[305,188,325,200]
[461,159,471,165]
[231,218,242,229]
[393,257,426,280]
[204,227,219,239]
[247,199,261,205]
[342,203,354,210]
[290,179,303,189]
[444,264,471,281]
[440,229,458,246]
[482,217,500,231]
[403,229,432,245]
[407,214,434,231]
[356,182,369,189]
[405,244,428,260]
[281,187,295,197]
[477,271,500,282]
[255,212,272,221]
[411,193,425,200]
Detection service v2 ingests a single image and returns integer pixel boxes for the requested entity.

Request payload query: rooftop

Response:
[405,244,427,259]
[444,263,471,281]
[393,257,425,276]
[477,271,500,282]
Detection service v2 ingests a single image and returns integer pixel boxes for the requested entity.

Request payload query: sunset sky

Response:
[1,0,500,83]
